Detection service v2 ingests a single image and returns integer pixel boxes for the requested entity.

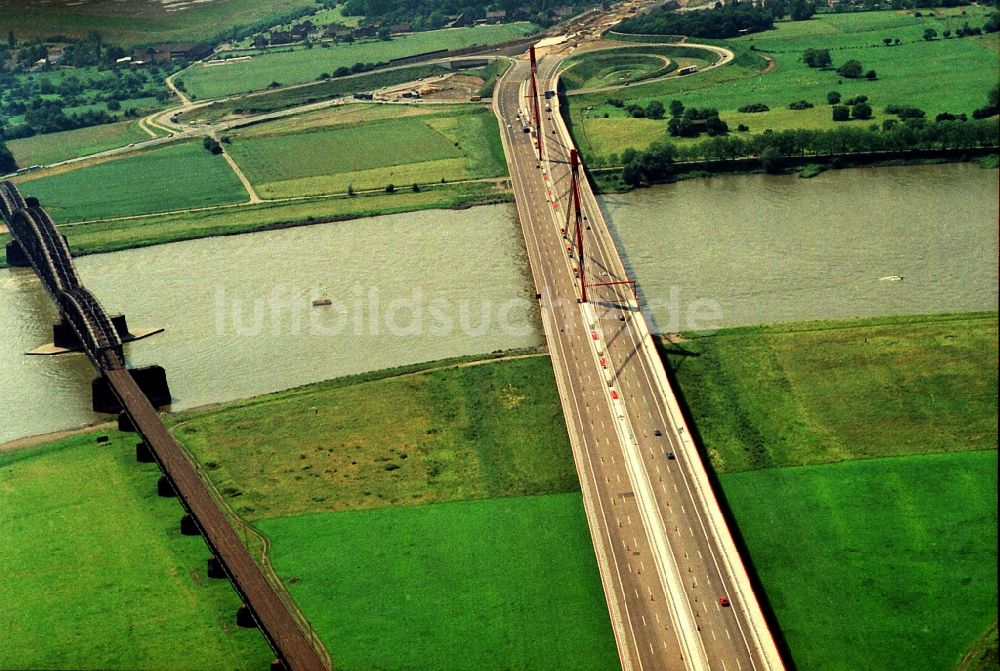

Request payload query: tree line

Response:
[616,119,999,185]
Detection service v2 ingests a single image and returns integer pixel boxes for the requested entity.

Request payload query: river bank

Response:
[0,180,512,268]
[589,146,1000,192]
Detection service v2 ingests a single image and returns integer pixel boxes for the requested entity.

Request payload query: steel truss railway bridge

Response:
[1,181,328,671]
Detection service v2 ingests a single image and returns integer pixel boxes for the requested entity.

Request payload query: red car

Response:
[719,596,731,607]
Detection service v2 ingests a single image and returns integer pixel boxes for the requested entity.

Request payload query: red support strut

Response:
[529,46,543,163]
[566,148,587,303]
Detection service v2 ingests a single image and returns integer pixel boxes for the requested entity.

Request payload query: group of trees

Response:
[615,1,777,38]
[0,140,15,173]
[668,105,729,137]
[802,49,876,79]
[617,118,998,184]
[0,40,175,139]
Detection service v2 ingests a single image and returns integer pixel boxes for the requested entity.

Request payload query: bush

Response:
[803,48,832,68]
[827,91,841,105]
[886,105,925,119]
[837,59,863,79]
[738,102,770,113]
[845,95,868,106]
[737,123,750,132]
[851,102,873,120]
[385,183,395,193]
[202,136,222,154]
[832,105,850,121]
[607,98,624,108]
[788,100,814,110]
[865,69,877,80]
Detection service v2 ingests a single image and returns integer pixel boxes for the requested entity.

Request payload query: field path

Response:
[214,132,262,204]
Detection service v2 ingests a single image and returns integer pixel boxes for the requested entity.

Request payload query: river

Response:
[3,164,997,444]
[0,205,541,444]
[600,163,999,333]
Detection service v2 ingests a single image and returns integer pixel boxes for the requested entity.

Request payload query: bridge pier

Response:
[157,475,176,498]
[136,441,155,463]
[207,556,227,579]
[236,603,257,628]
[118,413,136,433]
[93,365,172,414]
[5,240,30,267]
[180,513,201,536]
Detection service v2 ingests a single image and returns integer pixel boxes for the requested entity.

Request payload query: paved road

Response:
[493,55,785,671]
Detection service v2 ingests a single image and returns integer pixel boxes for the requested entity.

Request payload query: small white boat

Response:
[879,275,903,282]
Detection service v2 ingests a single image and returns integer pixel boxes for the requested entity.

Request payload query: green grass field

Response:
[226,106,507,196]
[0,180,507,267]
[568,9,999,160]
[6,121,152,167]
[0,0,317,45]
[11,142,248,223]
[257,493,620,671]
[0,434,273,670]
[721,450,998,671]
[181,24,537,99]
[666,313,998,472]
[173,355,577,520]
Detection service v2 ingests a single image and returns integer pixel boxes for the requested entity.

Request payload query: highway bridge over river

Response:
[494,48,786,671]
[0,181,328,671]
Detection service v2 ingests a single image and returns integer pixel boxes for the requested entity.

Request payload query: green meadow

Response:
[666,313,998,472]
[566,9,999,160]
[6,121,152,168]
[259,494,620,671]
[172,356,578,520]
[181,24,537,99]
[11,142,248,223]
[226,106,507,197]
[722,450,997,671]
[0,434,273,670]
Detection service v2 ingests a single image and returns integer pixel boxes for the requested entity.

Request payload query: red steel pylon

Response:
[566,148,586,303]
[529,45,543,162]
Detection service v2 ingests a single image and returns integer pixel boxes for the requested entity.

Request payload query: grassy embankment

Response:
[566,8,999,162]
[665,312,998,670]
[179,64,453,123]
[180,23,538,99]
[559,44,703,90]
[0,180,506,267]
[0,104,510,265]
[0,0,318,45]
[0,434,273,670]
[166,354,619,671]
